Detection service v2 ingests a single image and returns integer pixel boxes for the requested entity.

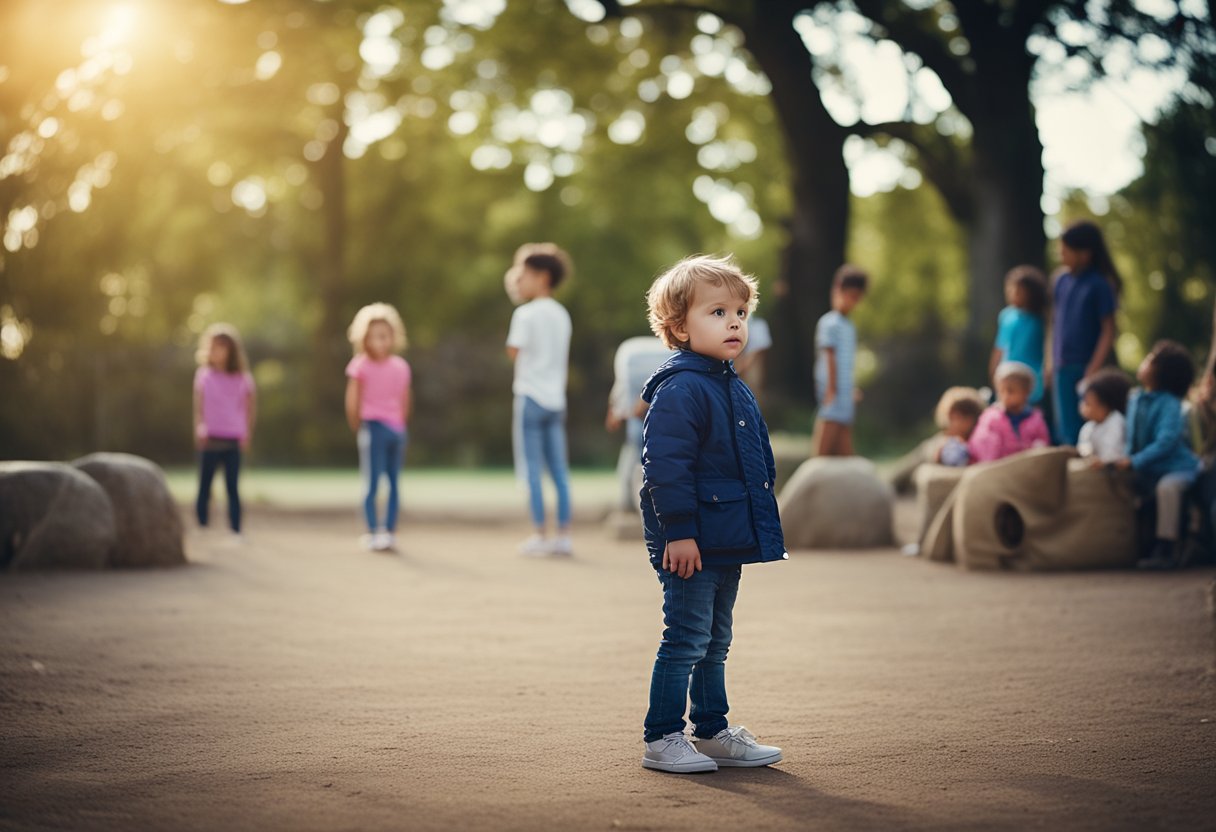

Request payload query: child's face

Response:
[997,377,1030,412]
[945,410,978,440]
[1136,353,1155,388]
[1006,281,1027,309]
[1058,242,1091,272]
[1079,390,1110,423]
[208,339,230,369]
[364,320,395,359]
[832,286,865,315]
[514,266,551,301]
[672,282,749,362]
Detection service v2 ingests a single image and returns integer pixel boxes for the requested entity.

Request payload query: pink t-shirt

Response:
[194,367,255,441]
[346,354,411,432]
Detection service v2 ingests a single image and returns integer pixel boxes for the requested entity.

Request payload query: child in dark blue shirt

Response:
[638,254,788,774]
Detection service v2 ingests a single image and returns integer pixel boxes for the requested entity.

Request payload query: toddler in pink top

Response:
[345,303,412,552]
[193,324,256,536]
[968,361,1051,463]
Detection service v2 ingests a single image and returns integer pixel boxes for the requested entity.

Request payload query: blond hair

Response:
[994,360,1035,391]
[196,322,249,373]
[646,254,759,350]
[934,386,985,429]
[347,302,407,356]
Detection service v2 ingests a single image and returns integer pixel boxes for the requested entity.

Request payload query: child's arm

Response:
[193,386,205,450]
[243,383,257,452]
[967,410,1001,463]
[643,384,705,578]
[822,347,837,404]
[1085,315,1115,379]
[402,378,412,427]
[1128,401,1186,471]
[345,378,361,433]
[505,346,519,362]
[989,347,1004,382]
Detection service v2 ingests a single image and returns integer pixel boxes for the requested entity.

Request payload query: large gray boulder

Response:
[73,453,186,568]
[0,461,116,570]
[778,457,895,549]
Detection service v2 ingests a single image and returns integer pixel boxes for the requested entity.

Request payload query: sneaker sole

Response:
[641,758,718,774]
[706,751,783,767]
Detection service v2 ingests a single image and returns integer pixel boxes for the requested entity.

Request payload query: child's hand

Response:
[663,538,702,579]
[1112,457,1132,471]
[853,388,864,403]
[240,437,250,453]
[822,388,837,406]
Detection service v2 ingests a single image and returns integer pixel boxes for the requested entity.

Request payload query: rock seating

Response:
[0,461,117,570]
[926,447,1137,570]
[73,453,186,568]
[778,456,895,549]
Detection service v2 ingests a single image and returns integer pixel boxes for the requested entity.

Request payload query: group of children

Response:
[904,221,1211,568]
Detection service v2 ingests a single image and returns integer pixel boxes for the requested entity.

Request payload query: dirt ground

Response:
[2,510,1214,832]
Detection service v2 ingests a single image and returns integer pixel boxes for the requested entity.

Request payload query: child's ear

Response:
[671,320,689,344]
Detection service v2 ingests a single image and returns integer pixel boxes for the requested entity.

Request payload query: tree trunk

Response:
[739,6,850,407]
[312,114,348,421]
[963,88,1047,355]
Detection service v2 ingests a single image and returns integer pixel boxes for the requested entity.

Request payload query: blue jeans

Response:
[643,565,740,741]
[358,420,406,532]
[197,443,242,532]
[1053,363,1086,446]
[516,396,571,528]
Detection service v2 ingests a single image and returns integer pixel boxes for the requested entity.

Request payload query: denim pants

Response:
[358,420,406,532]
[1053,363,1086,446]
[515,396,571,528]
[197,443,242,532]
[643,565,741,742]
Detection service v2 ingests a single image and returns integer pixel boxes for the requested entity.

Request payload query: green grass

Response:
[165,467,620,510]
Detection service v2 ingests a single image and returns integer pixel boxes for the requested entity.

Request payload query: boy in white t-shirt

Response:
[506,244,574,556]
[1077,368,1131,464]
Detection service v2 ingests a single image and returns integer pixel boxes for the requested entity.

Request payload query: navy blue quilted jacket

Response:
[639,349,788,567]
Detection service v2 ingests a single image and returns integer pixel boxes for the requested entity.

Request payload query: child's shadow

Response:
[687,767,941,830]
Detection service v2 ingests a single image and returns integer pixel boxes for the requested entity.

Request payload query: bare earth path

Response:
[2,512,1214,831]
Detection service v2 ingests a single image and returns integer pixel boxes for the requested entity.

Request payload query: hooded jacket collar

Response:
[642,349,736,404]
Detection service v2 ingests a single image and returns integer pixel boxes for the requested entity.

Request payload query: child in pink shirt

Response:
[345,303,412,552]
[193,323,256,536]
[968,361,1050,463]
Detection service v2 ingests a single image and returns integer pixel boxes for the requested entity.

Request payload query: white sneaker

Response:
[642,732,718,774]
[548,535,573,556]
[359,533,378,551]
[518,534,551,556]
[378,532,397,552]
[694,726,782,767]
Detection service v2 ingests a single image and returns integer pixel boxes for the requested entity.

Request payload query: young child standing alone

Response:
[640,254,787,774]
[814,265,868,456]
[194,323,256,538]
[506,244,574,557]
[345,303,411,552]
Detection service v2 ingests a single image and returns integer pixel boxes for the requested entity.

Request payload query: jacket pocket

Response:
[696,478,757,551]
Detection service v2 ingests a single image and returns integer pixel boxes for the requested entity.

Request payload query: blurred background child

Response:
[968,361,1050,463]
[813,264,868,457]
[1115,341,1198,568]
[1051,220,1121,445]
[194,323,256,539]
[991,265,1049,405]
[1076,368,1131,464]
[506,244,574,557]
[933,387,985,467]
[345,303,411,553]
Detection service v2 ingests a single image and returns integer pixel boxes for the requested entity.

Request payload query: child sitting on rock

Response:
[1113,340,1199,569]
[933,387,985,467]
[1077,368,1131,464]
[968,361,1050,463]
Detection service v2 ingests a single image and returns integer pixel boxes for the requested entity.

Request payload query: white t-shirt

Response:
[1077,410,1126,462]
[507,297,571,412]
[609,336,669,420]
